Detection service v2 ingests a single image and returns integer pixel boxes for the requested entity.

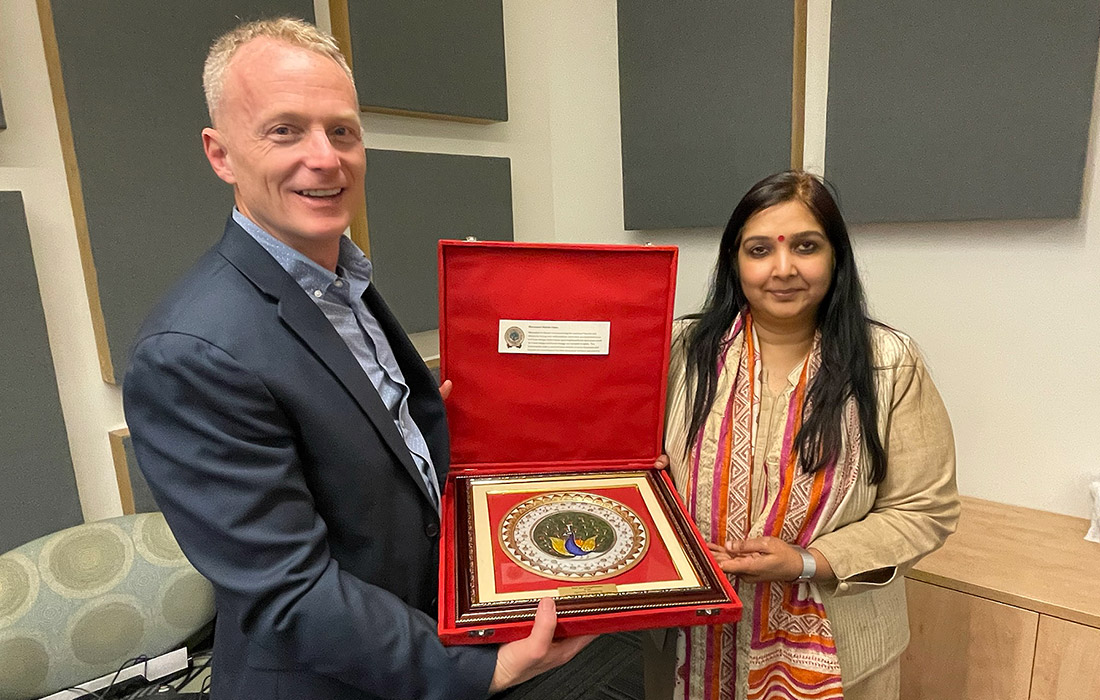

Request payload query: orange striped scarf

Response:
[674,314,863,700]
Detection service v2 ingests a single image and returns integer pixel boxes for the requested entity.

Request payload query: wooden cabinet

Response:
[902,579,1036,700]
[1031,616,1100,700]
[901,498,1100,700]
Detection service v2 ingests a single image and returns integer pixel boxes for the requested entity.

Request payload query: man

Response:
[123,18,589,699]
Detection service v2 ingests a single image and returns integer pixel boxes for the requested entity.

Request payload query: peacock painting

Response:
[550,523,598,557]
[532,511,616,559]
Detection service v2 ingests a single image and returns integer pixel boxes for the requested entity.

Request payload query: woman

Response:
[663,171,958,700]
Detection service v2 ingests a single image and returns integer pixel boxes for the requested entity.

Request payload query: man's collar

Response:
[231,208,373,289]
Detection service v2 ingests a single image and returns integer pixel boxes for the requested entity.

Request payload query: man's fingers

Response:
[489,599,590,692]
[554,634,596,659]
[438,379,453,401]
[654,454,670,470]
[526,597,558,649]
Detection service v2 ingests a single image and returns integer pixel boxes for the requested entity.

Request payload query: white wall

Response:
[3,0,1096,520]
[0,0,127,521]
[808,1,1100,518]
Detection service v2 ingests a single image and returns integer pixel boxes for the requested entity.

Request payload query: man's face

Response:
[203,39,365,265]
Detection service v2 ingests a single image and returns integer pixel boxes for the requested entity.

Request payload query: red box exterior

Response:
[436,240,741,644]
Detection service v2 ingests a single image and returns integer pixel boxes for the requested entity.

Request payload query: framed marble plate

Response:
[445,469,735,633]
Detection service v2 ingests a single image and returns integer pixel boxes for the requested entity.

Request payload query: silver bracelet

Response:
[793,546,816,581]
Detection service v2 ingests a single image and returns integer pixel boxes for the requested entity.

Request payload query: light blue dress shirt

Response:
[233,209,441,512]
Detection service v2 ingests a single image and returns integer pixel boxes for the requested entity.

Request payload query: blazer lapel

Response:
[363,285,449,485]
[215,221,438,510]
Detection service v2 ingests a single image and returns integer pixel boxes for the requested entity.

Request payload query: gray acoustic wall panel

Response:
[364,149,513,333]
[0,192,82,552]
[348,0,508,121]
[49,0,315,382]
[826,0,1100,223]
[618,1,794,230]
[122,435,159,514]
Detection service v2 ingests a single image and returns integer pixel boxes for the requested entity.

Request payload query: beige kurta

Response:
[664,321,960,692]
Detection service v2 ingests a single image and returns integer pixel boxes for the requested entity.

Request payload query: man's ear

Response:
[202,127,236,185]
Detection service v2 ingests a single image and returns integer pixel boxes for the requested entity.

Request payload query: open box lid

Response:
[439,240,678,471]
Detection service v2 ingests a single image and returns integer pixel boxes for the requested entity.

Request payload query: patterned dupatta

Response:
[674,313,863,700]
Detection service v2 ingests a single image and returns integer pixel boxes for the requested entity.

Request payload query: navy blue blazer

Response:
[123,220,496,699]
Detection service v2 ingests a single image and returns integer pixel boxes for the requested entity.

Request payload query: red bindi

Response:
[777,235,785,242]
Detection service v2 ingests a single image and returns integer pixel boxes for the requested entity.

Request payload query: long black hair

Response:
[682,170,887,484]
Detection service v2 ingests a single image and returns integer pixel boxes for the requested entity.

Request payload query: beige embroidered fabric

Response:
[750,368,803,520]
[664,321,960,692]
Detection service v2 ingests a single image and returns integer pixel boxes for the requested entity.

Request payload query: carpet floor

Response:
[494,632,644,700]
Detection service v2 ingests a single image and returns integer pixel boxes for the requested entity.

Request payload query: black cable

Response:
[56,656,149,700]
[169,651,213,691]
[119,679,166,699]
[112,650,212,698]
[102,655,153,700]
[104,648,213,699]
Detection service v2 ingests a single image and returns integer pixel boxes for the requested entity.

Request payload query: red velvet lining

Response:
[439,241,677,469]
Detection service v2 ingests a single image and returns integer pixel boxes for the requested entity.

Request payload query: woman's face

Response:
[736,199,834,331]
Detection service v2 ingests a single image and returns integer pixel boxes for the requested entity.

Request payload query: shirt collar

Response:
[233,208,373,292]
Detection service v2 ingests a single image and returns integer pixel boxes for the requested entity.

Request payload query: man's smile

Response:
[297,188,343,198]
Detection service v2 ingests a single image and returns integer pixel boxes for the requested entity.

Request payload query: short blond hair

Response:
[203,17,355,123]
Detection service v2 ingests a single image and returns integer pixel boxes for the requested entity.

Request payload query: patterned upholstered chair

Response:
[0,513,214,699]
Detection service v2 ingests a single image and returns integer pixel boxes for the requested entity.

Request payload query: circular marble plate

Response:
[498,492,648,581]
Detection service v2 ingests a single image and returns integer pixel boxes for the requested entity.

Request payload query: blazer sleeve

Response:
[123,331,497,699]
[809,348,960,596]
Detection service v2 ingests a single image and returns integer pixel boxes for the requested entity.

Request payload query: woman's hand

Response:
[707,537,816,583]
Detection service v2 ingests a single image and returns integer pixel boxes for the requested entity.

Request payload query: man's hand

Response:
[439,379,453,401]
[489,598,595,693]
[654,454,670,470]
[707,537,832,583]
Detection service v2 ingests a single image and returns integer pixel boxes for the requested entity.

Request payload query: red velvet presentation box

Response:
[437,240,741,645]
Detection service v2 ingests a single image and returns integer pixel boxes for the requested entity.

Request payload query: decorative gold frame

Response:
[448,469,734,628]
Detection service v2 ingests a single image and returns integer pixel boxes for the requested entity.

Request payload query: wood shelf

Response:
[908,496,1100,628]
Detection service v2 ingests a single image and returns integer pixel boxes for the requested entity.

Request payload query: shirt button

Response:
[425,523,440,538]
[334,280,344,288]
[313,289,323,298]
